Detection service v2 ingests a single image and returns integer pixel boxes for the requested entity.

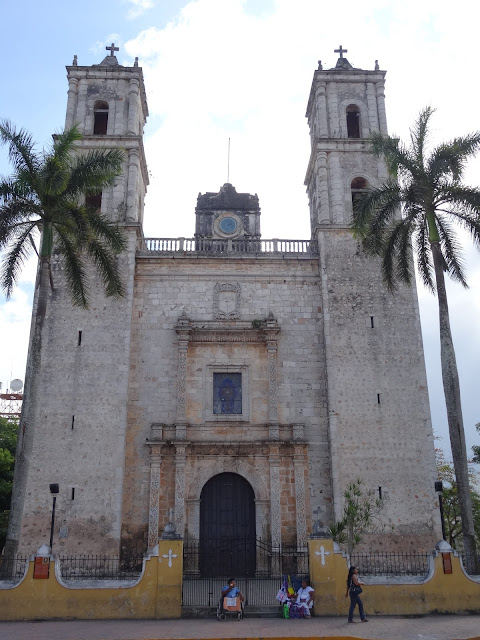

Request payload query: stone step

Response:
[181,605,281,619]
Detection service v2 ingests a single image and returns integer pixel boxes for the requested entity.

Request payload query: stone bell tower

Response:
[65,44,149,225]
[13,46,150,556]
[305,48,441,548]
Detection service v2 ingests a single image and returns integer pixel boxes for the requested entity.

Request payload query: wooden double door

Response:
[199,473,256,577]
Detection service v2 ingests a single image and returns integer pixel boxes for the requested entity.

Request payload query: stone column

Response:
[65,77,79,130]
[328,153,344,223]
[186,498,200,541]
[315,81,328,138]
[126,148,140,221]
[326,82,340,137]
[265,315,280,440]
[75,78,88,133]
[269,444,282,547]
[293,445,307,547]
[315,151,330,224]
[175,313,190,440]
[376,81,388,135]
[147,444,162,550]
[174,444,187,536]
[366,82,379,134]
[127,78,140,135]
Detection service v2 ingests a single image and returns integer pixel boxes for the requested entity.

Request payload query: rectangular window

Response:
[213,372,242,415]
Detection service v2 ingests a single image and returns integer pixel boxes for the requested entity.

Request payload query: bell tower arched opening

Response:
[93,100,109,135]
[346,104,361,138]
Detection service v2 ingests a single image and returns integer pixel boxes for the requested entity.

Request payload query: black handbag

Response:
[350,585,363,595]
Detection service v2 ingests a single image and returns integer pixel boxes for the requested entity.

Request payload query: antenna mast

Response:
[227,138,230,183]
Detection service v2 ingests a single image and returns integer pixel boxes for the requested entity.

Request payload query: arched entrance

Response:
[199,472,256,577]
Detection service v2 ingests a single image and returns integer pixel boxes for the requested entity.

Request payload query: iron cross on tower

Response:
[334,45,347,58]
[106,43,119,56]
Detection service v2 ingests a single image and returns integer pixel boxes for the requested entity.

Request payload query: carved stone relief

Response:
[294,446,307,547]
[174,444,186,536]
[147,444,161,550]
[213,282,241,319]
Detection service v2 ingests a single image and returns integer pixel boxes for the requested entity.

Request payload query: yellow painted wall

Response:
[308,539,480,616]
[2,539,479,620]
[0,540,183,621]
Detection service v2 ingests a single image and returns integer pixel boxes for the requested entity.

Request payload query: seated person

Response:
[295,579,314,618]
[221,578,245,610]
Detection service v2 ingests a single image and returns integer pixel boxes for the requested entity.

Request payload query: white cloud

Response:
[0,285,32,389]
[123,0,480,458]
[1,0,479,457]
[126,0,156,19]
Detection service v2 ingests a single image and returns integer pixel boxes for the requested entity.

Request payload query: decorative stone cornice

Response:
[174,316,281,344]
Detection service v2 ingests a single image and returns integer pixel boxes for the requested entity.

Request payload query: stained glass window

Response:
[213,373,242,415]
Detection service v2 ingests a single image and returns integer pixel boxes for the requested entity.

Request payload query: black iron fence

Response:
[184,537,309,579]
[58,555,144,581]
[349,552,431,576]
[0,555,28,582]
[461,552,480,576]
[183,538,309,607]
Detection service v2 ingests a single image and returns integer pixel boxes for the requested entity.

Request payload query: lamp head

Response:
[49,483,59,495]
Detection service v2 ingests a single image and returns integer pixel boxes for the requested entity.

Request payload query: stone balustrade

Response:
[137,237,318,256]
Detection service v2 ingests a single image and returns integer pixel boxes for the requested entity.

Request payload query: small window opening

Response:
[93,101,109,135]
[378,486,382,499]
[71,415,75,430]
[377,393,381,404]
[370,316,375,328]
[351,177,369,214]
[78,331,82,346]
[71,488,75,500]
[346,104,361,138]
[86,193,102,211]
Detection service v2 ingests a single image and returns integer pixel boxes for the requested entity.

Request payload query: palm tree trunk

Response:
[430,239,477,562]
[4,256,49,558]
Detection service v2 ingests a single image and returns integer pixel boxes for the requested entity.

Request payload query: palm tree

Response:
[352,107,480,560]
[0,121,126,554]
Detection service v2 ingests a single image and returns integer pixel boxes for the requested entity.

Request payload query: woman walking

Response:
[346,566,368,623]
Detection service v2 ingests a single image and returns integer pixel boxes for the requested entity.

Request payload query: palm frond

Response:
[66,148,125,197]
[429,133,480,183]
[380,217,414,290]
[352,180,402,233]
[0,120,40,177]
[0,222,37,298]
[51,125,83,163]
[54,229,89,308]
[435,184,480,213]
[0,200,42,247]
[413,219,435,292]
[86,239,126,298]
[410,106,434,169]
[369,132,418,178]
[84,209,127,253]
[435,214,468,287]
[438,208,480,250]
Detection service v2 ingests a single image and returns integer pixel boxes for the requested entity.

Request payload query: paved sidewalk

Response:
[0,615,479,640]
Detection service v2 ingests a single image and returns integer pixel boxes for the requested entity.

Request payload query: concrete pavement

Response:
[0,615,479,640]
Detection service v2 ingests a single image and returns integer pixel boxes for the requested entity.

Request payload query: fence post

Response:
[156,539,183,619]
[308,538,345,616]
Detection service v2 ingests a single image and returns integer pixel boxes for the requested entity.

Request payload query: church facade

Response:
[11,48,441,560]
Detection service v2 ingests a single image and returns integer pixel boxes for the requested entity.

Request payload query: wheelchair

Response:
[217,595,244,620]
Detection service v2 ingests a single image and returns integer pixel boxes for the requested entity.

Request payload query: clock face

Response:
[219,216,238,234]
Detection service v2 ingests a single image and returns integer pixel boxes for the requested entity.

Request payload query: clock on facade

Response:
[219,216,238,234]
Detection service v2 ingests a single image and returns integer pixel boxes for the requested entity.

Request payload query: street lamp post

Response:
[435,480,446,541]
[49,483,59,552]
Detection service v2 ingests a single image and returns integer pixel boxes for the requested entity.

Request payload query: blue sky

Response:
[0,0,479,464]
